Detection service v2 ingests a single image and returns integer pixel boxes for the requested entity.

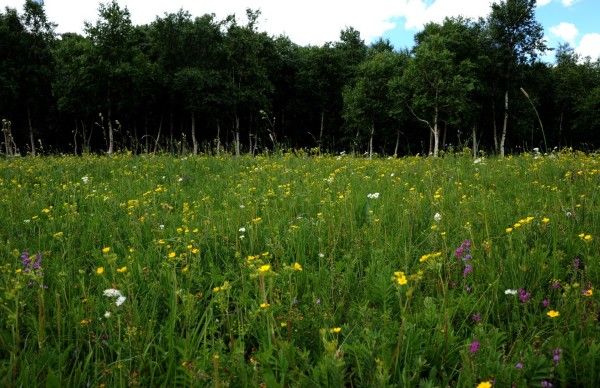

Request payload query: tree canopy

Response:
[0,0,598,156]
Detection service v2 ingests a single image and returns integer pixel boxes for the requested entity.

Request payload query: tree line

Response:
[1,0,598,157]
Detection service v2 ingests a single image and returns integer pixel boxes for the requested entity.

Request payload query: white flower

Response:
[473,157,484,164]
[159,224,165,230]
[81,176,89,184]
[115,296,127,307]
[533,147,540,153]
[239,235,245,240]
[239,204,245,209]
[504,289,518,295]
[104,311,111,318]
[367,192,380,199]
[239,227,246,233]
[103,289,122,298]
[434,212,442,222]
[318,253,325,258]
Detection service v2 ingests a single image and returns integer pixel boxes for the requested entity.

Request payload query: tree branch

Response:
[406,103,434,134]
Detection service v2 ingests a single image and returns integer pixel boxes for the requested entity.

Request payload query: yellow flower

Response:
[252,217,262,223]
[541,217,550,224]
[584,234,593,242]
[393,271,408,286]
[53,231,64,238]
[116,266,127,273]
[213,286,221,293]
[80,319,91,326]
[102,247,111,254]
[329,327,342,334]
[168,252,177,259]
[583,288,593,297]
[477,381,492,388]
[258,264,271,273]
[292,262,303,271]
[419,251,442,263]
[260,302,270,309]
[96,267,105,275]
[546,310,560,318]
[506,227,513,233]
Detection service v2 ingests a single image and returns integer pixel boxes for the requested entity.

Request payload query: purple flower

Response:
[21,251,31,269]
[32,253,42,270]
[573,257,581,270]
[542,298,550,308]
[454,240,472,261]
[21,251,43,273]
[463,264,473,277]
[551,280,561,290]
[469,340,480,353]
[455,247,464,259]
[471,313,481,323]
[518,288,531,303]
[541,380,553,387]
[552,348,562,366]
[515,362,524,369]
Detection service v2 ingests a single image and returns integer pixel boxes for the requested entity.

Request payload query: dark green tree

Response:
[487,0,547,156]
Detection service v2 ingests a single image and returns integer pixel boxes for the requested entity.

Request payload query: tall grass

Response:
[0,151,598,387]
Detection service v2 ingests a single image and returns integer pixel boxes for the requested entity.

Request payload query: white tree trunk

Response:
[234,115,240,157]
[433,106,439,157]
[107,105,114,155]
[472,125,478,157]
[368,123,374,160]
[27,107,36,156]
[500,90,508,157]
[191,111,198,155]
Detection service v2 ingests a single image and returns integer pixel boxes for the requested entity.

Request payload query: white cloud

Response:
[550,22,578,45]
[537,0,553,6]
[400,0,494,30]
[576,33,600,60]
[0,0,499,45]
[561,0,578,7]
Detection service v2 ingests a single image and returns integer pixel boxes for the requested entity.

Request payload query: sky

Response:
[2,0,599,62]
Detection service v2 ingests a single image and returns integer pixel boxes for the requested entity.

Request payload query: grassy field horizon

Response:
[0,152,598,387]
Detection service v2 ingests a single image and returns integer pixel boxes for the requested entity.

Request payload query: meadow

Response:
[0,151,598,387]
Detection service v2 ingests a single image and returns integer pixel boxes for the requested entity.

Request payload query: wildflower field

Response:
[0,152,598,387]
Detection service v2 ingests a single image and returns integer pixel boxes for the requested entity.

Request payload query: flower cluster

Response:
[419,251,442,263]
[21,251,43,273]
[454,240,473,280]
[103,288,127,306]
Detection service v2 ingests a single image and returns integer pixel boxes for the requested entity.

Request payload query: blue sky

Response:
[382,0,600,62]
[2,0,599,61]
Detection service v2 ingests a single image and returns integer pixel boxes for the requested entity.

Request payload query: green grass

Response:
[0,151,598,387]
